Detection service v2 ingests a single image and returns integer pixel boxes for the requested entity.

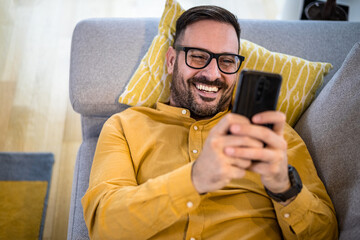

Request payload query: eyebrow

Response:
[180,46,238,55]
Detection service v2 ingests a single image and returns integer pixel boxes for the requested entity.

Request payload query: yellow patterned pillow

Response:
[118,0,182,107]
[238,40,332,125]
[118,0,332,126]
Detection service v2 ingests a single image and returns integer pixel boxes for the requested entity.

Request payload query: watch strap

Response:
[265,165,303,202]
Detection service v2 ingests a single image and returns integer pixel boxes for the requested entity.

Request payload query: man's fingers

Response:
[224,135,264,149]
[228,164,248,179]
[230,158,252,169]
[252,111,286,136]
[233,147,285,163]
[211,113,250,136]
[231,124,287,150]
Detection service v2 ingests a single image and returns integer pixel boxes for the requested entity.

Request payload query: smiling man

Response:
[82,5,338,240]
[167,19,240,119]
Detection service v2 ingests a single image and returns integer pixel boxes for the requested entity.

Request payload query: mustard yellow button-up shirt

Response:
[82,103,338,240]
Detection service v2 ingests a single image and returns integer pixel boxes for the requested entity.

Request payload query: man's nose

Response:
[201,58,222,80]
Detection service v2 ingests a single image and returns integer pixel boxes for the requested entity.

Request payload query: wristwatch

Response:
[265,165,303,202]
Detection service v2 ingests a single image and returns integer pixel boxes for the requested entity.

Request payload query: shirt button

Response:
[182,109,187,115]
[193,126,198,130]
[192,149,198,154]
[187,201,193,208]
[284,213,290,218]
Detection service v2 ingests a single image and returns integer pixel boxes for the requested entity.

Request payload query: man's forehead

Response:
[179,20,239,53]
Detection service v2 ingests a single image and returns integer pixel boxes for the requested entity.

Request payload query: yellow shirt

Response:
[82,102,338,240]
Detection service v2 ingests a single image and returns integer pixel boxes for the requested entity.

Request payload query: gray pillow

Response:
[295,42,360,240]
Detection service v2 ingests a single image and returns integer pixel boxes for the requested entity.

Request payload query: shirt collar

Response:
[156,102,229,123]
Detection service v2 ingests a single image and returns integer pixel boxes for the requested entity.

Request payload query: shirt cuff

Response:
[166,162,201,215]
[273,185,314,233]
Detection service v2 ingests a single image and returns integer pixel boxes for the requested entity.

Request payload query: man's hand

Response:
[191,111,290,195]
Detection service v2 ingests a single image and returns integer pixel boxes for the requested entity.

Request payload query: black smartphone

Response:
[232,70,282,129]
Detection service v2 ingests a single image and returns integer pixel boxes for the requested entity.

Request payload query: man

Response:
[82,5,338,240]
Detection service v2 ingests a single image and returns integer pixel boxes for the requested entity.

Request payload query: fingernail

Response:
[233,125,240,132]
[253,115,261,122]
[225,147,234,155]
[229,125,240,134]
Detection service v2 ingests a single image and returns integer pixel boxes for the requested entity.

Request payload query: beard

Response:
[170,58,235,119]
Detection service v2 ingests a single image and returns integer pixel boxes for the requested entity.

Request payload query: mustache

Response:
[188,76,228,89]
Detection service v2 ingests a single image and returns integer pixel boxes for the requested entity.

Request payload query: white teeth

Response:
[196,84,219,93]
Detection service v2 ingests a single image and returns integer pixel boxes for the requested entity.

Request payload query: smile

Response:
[195,84,219,93]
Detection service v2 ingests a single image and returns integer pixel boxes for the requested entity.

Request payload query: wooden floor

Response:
[0,0,284,239]
[0,1,82,239]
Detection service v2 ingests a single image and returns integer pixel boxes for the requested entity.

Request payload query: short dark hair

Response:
[173,5,241,50]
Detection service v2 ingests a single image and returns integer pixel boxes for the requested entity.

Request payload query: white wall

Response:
[110,0,287,20]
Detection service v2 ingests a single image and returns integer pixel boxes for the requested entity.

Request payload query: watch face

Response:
[289,165,303,191]
[265,165,303,202]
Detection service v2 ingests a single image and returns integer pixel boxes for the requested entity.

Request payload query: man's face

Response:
[166,20,239,119]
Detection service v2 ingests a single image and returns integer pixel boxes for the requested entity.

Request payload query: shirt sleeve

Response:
[273,123,338,239]
[81,116,201,240]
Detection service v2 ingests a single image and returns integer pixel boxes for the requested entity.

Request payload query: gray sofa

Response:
[68,18,360,239]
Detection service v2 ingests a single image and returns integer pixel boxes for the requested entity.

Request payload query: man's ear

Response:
[166,46,176,74]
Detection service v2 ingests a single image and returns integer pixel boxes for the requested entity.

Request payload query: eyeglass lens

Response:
[186,49,240,74]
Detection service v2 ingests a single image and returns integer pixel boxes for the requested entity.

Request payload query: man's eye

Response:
[221,57,235,64]
[190,54,207,60]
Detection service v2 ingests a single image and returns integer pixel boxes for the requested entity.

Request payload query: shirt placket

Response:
[188,123,202,162]
[185,123,205,239]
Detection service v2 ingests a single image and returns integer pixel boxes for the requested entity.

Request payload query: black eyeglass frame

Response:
[174,46,245,74]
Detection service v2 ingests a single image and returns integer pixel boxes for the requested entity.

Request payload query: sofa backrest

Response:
[69,18,360,119]
[295,41,360,239]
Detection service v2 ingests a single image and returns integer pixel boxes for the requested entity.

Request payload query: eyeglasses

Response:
[175,46,245,74]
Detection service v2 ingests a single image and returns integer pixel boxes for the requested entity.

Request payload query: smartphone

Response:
[232,70,282,129]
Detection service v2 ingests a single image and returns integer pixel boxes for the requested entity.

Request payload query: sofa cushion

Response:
[118,0,332,126]
[67,139,98,240]
[295,42,360,240]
